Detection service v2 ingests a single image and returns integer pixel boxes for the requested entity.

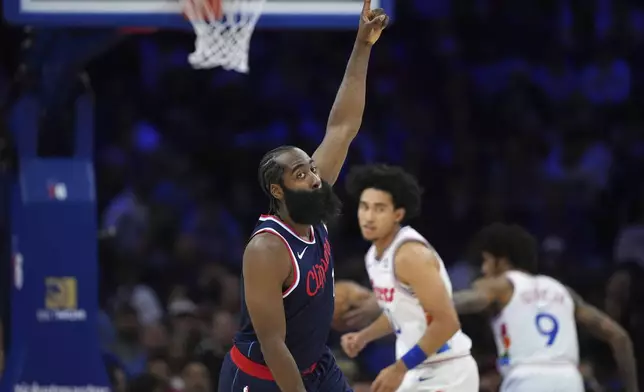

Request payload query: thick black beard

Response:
[281,180,342,226]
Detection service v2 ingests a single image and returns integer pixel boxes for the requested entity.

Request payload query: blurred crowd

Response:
[2,0,644,391]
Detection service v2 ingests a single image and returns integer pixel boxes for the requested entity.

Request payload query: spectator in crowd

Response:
[147,352,171,385]
[181,361,211,392]
[109,304,148,377]
[127,373,166,392]
[104,356,127,392]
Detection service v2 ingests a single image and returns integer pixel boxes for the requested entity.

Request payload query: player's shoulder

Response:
[395,240,431,259]
[542,276,577,303]
[535,273,564,285]
[392,225,428,249]
[505,269,540,285]
[243,233,292,285]
[245,232,290,265]
[533,273,571,292]
[393,241,438,276]
[397,225,427,242]
[394,226,433,254]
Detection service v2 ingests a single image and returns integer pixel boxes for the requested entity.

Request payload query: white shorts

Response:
[396,355,479,392]
[500,364,584,392]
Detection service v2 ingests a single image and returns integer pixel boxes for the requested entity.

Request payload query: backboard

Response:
[3,0,394,28]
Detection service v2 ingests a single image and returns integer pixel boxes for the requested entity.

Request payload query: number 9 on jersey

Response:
[535,312,559,346]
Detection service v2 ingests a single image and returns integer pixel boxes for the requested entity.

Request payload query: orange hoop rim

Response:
[182,0,224,21]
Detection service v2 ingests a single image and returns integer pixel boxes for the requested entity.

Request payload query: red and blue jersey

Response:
[233,215,335,375]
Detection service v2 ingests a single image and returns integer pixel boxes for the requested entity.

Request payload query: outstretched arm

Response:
[452,277,512,314]
[567,287,638,392]
[312,0,388,185]
[342,293,382,329]
[243,234,306,392]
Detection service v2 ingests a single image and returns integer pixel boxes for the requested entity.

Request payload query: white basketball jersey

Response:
[491,271,580,376]
[365,226,472,363]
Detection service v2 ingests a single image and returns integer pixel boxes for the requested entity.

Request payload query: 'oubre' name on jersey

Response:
[365,226,472,363]
[491,271,579,376]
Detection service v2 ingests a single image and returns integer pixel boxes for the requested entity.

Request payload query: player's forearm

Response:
[359,312,393,343]
[609,334,639,392]
[604,297,623,320]
[325,41,372,139]
[452,289,492,314]
[415,316,460,357]
[260,339,307,392]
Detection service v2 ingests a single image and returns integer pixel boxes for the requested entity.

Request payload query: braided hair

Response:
[258,145,297,214]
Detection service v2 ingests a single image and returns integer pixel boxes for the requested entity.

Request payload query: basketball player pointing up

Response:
[342,165,479,392]
[217,2,388,392]
[453,223,639,392]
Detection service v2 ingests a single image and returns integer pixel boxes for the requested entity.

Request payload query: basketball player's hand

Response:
[371,362,406,392]
[579,362,604,392]
[340,332,367,358]
[356,0,389,45]
[343,297,382,329]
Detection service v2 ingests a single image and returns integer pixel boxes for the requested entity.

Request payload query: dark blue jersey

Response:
[234,215,335,371]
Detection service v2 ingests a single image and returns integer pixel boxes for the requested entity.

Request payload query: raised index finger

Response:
[362,0,371,14]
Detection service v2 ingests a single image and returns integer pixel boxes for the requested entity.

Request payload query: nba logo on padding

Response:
[45,276,78,310]
[47,182,68,201]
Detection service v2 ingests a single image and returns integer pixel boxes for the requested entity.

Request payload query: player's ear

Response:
[270,183,284,200]
[394,207,405,223]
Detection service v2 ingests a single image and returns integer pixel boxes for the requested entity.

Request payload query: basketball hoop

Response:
[181,0,264,73]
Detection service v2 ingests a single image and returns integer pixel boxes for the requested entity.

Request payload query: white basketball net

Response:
[182,0,264,73]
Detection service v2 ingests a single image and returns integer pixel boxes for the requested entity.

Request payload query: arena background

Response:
[1,0,644,391]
